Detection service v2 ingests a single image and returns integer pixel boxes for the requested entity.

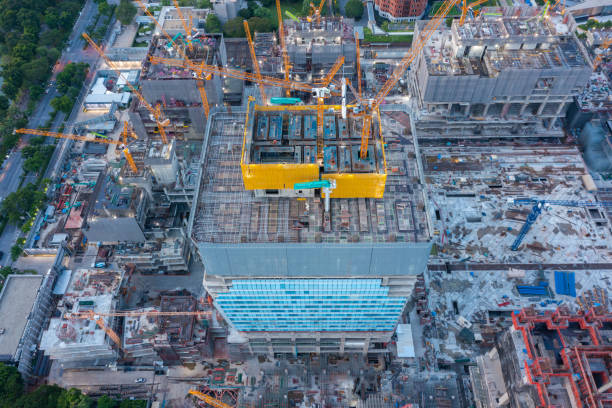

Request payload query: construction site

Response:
[4,0,611,406]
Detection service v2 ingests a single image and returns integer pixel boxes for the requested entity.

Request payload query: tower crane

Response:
[355,0,460,158]
[244,20,267,102]
[188,389,233,408]
[82,33,171,144]
[459,0,490,26]
[135,0,210,118]
[172,0,194,52]
[64,309,213,351]
[15,128,139,173]
[307,0,326,24]
[511,198,612,251]
[354,31,362,100]
[276,0,291,97]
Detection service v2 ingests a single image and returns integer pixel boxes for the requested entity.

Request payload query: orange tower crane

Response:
[276,0,291,97]
[15,128,139,173]
[357,0,461,158]
[188,390,233,408]
[66,309,213,350]
[147,56,343,95]
[135,0,210,117]
[172,0,194,51]
[459,0,490,25]
[244,20,267,103]
[307,0,326,24]
[354,31,362,99]
[82,33,171,144]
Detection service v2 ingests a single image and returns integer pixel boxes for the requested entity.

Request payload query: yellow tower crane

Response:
[15,128,139,173]
[135,0,210,118]
[82,33,171,144]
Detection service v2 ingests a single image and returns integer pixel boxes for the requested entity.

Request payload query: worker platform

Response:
[240,99,387,198]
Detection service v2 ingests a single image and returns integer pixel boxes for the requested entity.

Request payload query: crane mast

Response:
[357,0,461,158]
[244,20,268,103]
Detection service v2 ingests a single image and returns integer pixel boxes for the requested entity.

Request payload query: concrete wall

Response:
[197,242,432,278]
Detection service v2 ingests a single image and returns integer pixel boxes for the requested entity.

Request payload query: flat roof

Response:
[191,110,430,245]
[0,275,43,359]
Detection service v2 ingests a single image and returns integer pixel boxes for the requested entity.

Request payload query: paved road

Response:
[0,0,102,266]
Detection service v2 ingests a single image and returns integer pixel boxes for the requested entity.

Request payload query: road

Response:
[0,0,103,266]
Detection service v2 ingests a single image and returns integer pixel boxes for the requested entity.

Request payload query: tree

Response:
[205,14,222,32]
[116,0,137,25]
[445,16,453,27]
[1,184,46,225]
[261,0,274,6]
[10,244,22,261]
[344,0,363,19]
[223,17,246,37]
[254,7,274,20]
[98,1,112,16]
[51,95,73,113]
[14,385,63,408]
[0,363,24,408]
[238,7,253,19]
[96,396,115,408]
[0,96,9,111]
[247,16,274,33]
[57,388,91,408]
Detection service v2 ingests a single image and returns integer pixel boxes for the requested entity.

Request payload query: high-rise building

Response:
[189,97,431,355]
[374,0,427,22]
[410,7,592,138]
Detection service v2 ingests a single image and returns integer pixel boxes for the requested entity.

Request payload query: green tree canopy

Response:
[1,183,46,224]
[205,13,222,32]
[117,0,137,25]
[0,363,24,408]
[344,0,363,19]
[223,17,246,37]
[50,95,73,114]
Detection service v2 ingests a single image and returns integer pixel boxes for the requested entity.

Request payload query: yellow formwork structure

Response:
[240,98,387,198]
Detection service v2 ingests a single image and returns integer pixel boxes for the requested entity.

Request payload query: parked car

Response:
[135,377,147,383]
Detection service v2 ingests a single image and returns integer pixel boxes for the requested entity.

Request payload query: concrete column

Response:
[464,104,470,116]
[340,337,345,355]
[537,102,546,116]
[266,336,274,358]
[547,117,556,130]
[519,103,528,116]
[483,104,490,116]
[556,101,567,116]
[362,338,370,354]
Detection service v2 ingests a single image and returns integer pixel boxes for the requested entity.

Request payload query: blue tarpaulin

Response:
[554,271,576,297]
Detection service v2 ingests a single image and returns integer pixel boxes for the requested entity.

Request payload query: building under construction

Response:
[411,6,592,138]
[470,304,612,407]
[123,294,211,365]
[188,100,431,354]
[39,268,124,368]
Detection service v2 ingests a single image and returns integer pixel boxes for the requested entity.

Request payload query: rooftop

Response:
[191,109,430,244]
[0,275,43,359]
[422,12,588,77]
[423,143,612,264]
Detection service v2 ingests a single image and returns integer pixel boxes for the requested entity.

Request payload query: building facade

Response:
[410,7,593,138]
[374,0,427,22]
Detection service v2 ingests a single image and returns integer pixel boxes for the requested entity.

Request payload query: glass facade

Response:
[215,279,406,332]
